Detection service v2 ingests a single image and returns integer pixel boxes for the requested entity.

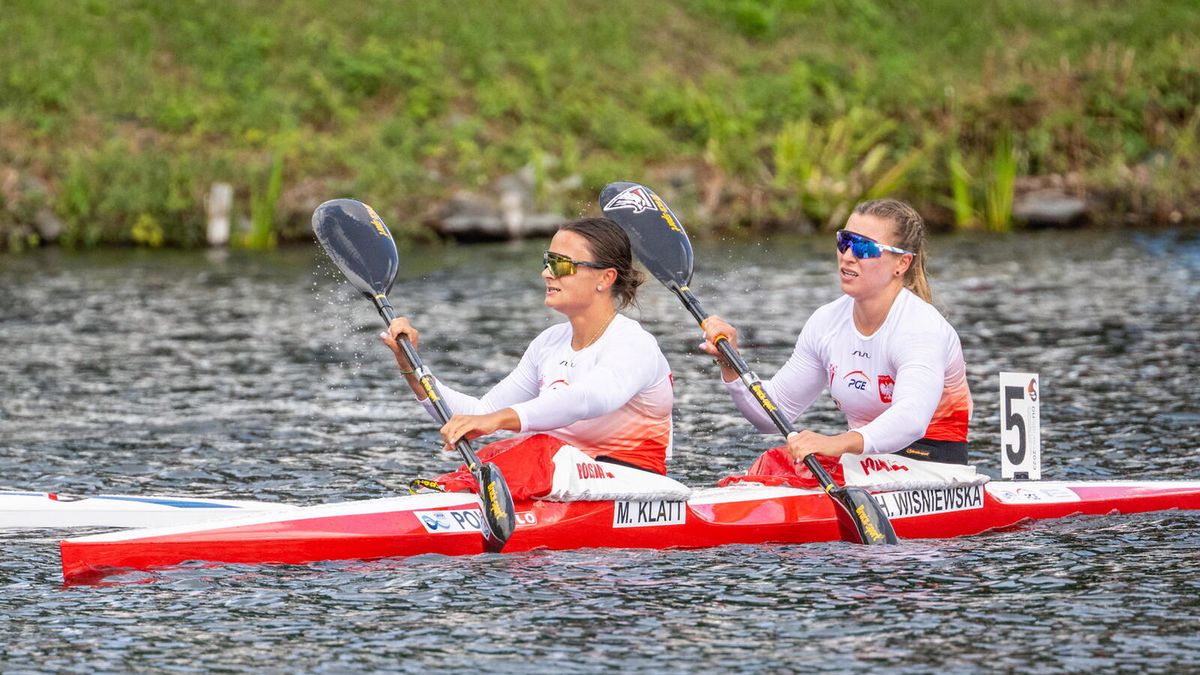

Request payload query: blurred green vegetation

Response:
[1,0,1198,250]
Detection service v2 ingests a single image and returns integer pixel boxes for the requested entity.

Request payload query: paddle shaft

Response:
[673,285,842,494]
[310,198,514,551]
[599,181,894,543]
[374,296,487,472]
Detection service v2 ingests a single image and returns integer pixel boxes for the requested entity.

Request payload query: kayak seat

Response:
[719,446,988,492]
[433,434,691,502]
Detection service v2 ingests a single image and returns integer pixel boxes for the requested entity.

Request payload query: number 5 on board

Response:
[1000,372,1041,480]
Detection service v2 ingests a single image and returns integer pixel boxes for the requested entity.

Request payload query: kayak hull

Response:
[59,480,1200,583]
[0,491,296,530]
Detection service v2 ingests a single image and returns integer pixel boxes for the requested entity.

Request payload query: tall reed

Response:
[984,132,1018,232]
[242,153,285,250]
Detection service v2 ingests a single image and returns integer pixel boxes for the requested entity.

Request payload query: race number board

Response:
[1000,372,1041,480]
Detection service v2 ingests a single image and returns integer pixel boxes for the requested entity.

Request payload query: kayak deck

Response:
[59,480,1200,583]
[0,491,296,530]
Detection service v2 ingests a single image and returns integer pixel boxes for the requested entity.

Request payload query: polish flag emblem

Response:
[878,375,895,403]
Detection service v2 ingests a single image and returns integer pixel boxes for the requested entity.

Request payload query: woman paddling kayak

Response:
[382,217,675,475]
[701,199,973,466]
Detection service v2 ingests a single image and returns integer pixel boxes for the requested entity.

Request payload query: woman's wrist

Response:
[495,408,521,433]
[838,431,865,456]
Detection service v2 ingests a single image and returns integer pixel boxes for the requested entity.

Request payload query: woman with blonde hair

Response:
[701,199,973,465]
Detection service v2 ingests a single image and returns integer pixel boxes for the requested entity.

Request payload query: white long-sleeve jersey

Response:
[725,289,972,455]
[424,314,674,473]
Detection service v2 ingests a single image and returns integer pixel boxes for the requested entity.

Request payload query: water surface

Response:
[1,229,1198,672]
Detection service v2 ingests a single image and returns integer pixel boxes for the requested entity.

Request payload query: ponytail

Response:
[558,217,644,309]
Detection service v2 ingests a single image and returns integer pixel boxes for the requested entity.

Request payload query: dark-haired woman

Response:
[700,199,973,466]
[382,217,675,475]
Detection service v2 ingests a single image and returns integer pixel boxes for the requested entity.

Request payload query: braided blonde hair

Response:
[853,199,931,303]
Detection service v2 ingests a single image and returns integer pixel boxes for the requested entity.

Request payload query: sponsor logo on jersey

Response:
[878,374,895,403]
[613,500,686,528]
[843,370,869,391]
[852,350,870,358]
[875,485,984,519]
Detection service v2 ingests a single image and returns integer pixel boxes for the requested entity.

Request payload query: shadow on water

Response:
[1,229,1198,672]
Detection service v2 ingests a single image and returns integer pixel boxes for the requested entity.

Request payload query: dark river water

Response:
[1,229,1198,673]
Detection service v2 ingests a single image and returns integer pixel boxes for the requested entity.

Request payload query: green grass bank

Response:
[1,0,1198,251]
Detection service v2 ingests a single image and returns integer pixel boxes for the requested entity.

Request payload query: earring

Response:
[596,286,604,291]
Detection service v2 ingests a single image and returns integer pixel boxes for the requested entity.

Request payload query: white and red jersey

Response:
[424,314,674,474]
[726,289,972,455]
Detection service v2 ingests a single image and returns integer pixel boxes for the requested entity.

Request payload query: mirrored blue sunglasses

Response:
[835,229,914,259]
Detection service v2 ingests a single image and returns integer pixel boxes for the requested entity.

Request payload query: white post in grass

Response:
[206,183,233,247]
[1000,372,1041,480]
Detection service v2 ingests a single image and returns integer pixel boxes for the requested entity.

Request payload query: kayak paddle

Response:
[599,182,898,545]
[311,198,517,552]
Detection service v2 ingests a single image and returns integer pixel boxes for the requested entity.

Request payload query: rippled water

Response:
[2,229,1198,672]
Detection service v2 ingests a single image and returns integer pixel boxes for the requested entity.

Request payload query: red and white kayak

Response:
[59,479,1200,583]
[1,491,295,530]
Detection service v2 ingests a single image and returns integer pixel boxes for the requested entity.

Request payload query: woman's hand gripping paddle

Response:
[311,198,516,552]
[599,182,897,545]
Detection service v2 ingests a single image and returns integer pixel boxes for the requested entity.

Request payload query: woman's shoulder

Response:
[528,321,573,349]
[803,295,855,331]
[893,289,960,337]
[608,313,662,346]
[898,288,951,319]
[598,315,667,362]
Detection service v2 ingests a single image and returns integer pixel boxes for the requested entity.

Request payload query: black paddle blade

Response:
[830,486,899,545]
[475,462,517,552]
[599,182,694,288]
[312,198,399,300]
